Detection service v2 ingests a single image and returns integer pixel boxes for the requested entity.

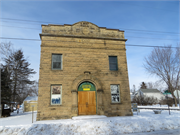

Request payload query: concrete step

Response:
[72,115,107,120]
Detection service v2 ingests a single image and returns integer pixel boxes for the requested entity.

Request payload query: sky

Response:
[0,0,179,91]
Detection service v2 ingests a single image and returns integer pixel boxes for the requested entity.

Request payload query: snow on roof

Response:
[24,96,38,101]
[140,89,160,93]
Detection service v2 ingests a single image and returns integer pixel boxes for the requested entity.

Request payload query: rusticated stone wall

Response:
[37,21,132,121]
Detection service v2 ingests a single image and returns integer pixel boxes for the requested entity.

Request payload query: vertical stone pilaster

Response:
[97,89,104,115]
[71,90,78,116]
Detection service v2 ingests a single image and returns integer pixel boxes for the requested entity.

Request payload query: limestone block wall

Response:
[37,21,132,121]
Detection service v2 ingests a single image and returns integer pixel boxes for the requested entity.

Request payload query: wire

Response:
[1,20,43,26]
[0,18,59,24]
[0,37,40,41]
[121,2,177,13]
[120,28,180,34]
[1,24,179,36]
[0,25,41,30]
[125,36,179,41]
[1,25,179,41]
[0,37,178,48]
[1,18,179,35]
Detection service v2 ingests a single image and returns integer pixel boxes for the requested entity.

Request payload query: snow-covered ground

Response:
[0,108,180,135]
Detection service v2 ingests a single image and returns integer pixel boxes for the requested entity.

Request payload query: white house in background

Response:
[130,92,134,101]
[137,89,165,101]
[174,90,180,99]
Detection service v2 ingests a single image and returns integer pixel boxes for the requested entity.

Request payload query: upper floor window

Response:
[109,56,118,70]
[52,54,62,70]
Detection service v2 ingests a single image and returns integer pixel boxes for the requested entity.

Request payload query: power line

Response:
[0,37,178,48]
[1,25,179,41]
[120,28,180,34]
[0,37,40,41]
[1,18,179,35]
[0,18,58,24]
[125,31,178,36]
[126,36,179,41]
[0,25,41,30]
[1,20,42,26]
[121,3,177,13]
[1,23,179,37]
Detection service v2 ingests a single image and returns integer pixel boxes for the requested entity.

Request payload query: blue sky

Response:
[0,1,179,90]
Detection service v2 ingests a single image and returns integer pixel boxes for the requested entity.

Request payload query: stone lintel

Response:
[84,71,91,74]
[97,89,104,92]
[71,90,77,93]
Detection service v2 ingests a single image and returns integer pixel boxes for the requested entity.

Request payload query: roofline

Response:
[41,22,125,32]
[39,33,128,41]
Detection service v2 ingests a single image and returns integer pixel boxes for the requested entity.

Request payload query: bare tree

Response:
[27,80,38,96]
[130,84,136,94]
[146,81,167,92]
[144,45,180,106]
[0,42,14,60]
[132,84,136,94]
[15,81,38,103]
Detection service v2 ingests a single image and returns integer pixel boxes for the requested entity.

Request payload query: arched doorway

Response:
[78,82,97,115]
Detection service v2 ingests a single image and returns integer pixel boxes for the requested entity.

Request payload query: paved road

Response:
[128,128,180,135]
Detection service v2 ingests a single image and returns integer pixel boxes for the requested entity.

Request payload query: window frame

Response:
[50,85,62,105]
[51,54,63,70]
[109,56,118,71]
[110,84,121,103]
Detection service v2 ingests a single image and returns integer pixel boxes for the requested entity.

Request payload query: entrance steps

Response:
[72,115,107,120]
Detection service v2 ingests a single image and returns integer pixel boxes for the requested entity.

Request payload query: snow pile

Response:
[138,104,180,109]
[0,110,180,135]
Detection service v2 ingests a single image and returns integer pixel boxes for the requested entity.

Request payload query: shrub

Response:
[132,95,158,105]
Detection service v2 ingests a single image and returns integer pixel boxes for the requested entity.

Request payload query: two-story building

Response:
[37,21,132,121]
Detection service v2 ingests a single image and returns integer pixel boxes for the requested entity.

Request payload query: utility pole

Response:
[0,65,1,118]
[175,90,180,109]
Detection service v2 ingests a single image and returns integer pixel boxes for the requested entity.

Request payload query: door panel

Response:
[78,92,88,115]
[87,91,96,115]
[78,91,96,115]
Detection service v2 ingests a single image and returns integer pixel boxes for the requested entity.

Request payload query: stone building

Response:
[37,21,132,121]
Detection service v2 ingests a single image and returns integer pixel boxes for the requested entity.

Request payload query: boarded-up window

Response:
[51,85,62,105]
[52,54,62,70]
[109,56,118,70]
[110,85,120,103]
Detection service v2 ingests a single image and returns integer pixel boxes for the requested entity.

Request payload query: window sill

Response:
[51,69,63,71]
[111,103,122,105]
[49,105,62,107]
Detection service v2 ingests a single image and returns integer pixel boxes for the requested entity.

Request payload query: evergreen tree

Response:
[4,49,36,103]
[1,66,12,103]
[140,82,147,89]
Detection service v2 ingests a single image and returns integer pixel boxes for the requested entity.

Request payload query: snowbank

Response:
[0,110,180,135]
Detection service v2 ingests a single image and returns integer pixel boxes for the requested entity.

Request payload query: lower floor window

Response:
[51,85,62,105]
[110,85,120,103]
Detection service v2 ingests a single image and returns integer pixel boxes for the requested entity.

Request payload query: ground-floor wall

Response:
[36,72,132,121]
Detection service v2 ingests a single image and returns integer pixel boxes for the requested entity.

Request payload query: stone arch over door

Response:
[71,71,104,116]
